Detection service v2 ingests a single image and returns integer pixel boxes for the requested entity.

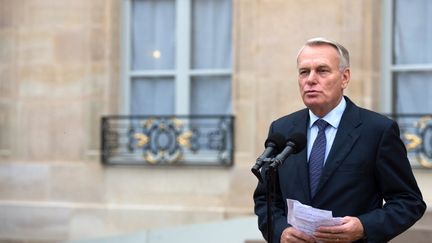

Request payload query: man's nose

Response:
[306,71,318,84]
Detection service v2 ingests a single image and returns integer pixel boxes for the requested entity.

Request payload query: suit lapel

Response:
[294,145,310,202]
[290,110,311,202]
[314,97,362,196]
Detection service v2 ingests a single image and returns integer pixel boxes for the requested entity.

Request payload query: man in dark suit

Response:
[253,38,426,243]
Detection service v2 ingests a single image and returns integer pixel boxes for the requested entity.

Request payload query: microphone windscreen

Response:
[264,132,286,153]
[287,133,307,154]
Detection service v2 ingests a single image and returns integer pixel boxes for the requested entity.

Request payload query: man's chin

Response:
[303,99,321,109]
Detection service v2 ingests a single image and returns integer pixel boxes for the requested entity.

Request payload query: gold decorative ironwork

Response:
[142,119,154,129]
[414,115,432,130]
[418,155,432,169]
[143,149,183,164]
[404,133,422,150]
[168,150,183,163]
[171,118,184,129]
[133,133,149,147]
[177,131,193,148]
[101,115,234,166]
[144,153,157,164]
[136,118,194,164]
[398,115,432,169]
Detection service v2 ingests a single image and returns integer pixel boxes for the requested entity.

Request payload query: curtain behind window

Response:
[130,0,232,116]
[191,0,232,69]
[191,0,232,115]
[394,0,432,113]
[132,0,175,70]
[131,0,175,115]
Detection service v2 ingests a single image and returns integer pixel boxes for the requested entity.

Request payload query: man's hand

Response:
[280,227,315,243]
[313,216,364,243]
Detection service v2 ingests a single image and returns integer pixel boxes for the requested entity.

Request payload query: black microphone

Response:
[269,133,307,169]
[251,132,285,182]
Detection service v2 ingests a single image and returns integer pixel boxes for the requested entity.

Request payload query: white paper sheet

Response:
[287,199,342,235]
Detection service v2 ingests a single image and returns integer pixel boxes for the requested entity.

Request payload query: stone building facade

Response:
[0,0,430,242]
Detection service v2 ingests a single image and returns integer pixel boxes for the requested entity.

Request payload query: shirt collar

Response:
[308,97,347,129]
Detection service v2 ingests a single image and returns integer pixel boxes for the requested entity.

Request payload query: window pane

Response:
[191,0,232,69]
[394,0,432,64]
[395,72,432,113]
[131,78,174,115]
[131,0,175,70]
[191,76,231,115]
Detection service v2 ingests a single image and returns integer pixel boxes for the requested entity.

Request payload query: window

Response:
[382,0,432,168]
[122,0,232,116]
[382,0,432,114]
[108,0,234,166]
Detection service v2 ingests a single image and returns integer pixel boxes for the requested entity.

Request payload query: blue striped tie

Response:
[309,119,329,198]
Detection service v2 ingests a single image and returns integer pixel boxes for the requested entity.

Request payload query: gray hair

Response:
[297,37,350,71]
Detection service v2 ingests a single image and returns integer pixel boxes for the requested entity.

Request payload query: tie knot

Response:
[315,119,329,131]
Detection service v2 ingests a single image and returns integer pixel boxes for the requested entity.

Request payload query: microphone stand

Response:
[266,157,285,243]
[253,136,305,243]
[253,157,285,243]
[265,157,277,243]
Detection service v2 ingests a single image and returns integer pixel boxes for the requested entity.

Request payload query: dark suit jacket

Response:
[253,97,426,243]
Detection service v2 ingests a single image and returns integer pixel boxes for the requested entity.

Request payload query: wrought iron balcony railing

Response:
[101,115,234,166]
[101,114,432,169]
[389,114,432,169]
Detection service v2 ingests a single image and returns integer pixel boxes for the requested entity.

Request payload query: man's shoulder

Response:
[273,108,308,124]
[357,106,394,126]
[345,97,395,127]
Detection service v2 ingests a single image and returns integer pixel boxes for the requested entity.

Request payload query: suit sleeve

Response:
[253,123,291,243]
[358,121,426,242]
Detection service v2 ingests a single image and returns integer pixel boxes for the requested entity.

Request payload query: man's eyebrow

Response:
[316,63,331,68]
[298,64,330,69]
[298,67,310,72]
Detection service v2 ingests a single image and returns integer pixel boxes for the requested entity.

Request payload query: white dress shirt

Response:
[307,97,347,164]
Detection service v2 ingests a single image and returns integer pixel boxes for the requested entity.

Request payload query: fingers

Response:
[314,231,348,243]
[280,227,315,243]
[314,216,365,243]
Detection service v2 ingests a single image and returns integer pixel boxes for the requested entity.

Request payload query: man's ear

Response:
[341,68,350,89]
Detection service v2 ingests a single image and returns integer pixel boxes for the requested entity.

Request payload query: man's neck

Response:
[309,96,343,118]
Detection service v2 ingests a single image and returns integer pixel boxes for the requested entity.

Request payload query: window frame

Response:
[381,0,432,114]
[121,0,232,115]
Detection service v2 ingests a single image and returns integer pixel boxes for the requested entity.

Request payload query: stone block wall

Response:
[0,0,120,161]
[1,0,416,242]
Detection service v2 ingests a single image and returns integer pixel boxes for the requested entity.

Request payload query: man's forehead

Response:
[299,43,340,55]
[298,45,339,59]
[297,58,334,68]
[297,46,339,67]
